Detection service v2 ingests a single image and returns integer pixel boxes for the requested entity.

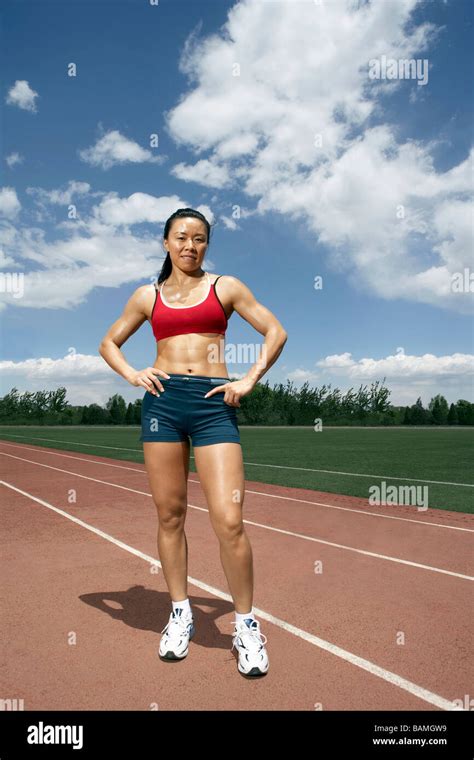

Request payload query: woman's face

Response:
[164,217,208,273]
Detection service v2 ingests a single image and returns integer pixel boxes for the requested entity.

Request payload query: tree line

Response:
[0,381,473,426]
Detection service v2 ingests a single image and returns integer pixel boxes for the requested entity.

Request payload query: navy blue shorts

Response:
[140,374,241,447]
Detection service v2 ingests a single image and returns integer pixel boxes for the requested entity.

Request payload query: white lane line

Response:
[0,441,146,472]
[232,485,474,533]
[0,442,471,533]
[0,479,465,712]
[1,451,472,581]
[0,434,472,488]
[232,514,474,580]
[240,461,474,488]
[0,434,139,453]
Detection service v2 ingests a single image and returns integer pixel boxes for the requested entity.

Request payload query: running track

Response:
[1,439,472,711]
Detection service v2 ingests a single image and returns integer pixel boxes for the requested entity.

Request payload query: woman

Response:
[98,207,287,678]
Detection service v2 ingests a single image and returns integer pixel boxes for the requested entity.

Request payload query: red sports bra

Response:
[151,272,228,342]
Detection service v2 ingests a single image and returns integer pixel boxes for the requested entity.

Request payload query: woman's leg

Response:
[143,440,190,602]
[193,443,252,613]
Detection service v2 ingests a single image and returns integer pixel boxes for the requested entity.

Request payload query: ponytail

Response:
[158,252,172,284]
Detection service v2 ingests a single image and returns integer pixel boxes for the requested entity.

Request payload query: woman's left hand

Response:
[204,378,255,407]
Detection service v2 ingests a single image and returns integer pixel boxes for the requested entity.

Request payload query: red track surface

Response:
[1,440,472,711]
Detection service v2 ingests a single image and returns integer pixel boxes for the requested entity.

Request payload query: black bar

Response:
[0,710,472,757]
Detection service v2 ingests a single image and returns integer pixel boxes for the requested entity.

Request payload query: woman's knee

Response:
[155,498,187,531]
[213,511,244,542]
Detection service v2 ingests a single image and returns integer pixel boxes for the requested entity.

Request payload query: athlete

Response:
[98,207,287,678]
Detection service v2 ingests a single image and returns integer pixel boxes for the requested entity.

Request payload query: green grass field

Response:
[1,426,472,513]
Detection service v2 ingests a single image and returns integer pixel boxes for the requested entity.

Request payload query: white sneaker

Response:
[231,618,269,677]
[159,608,195,661]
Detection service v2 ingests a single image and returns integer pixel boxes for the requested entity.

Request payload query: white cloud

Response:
[316,350,474,379]
[171,159,231,188]
[6,80,39,112]
[431,200,473,273]
[0,352,109,378]
[6,152,24,168]
[26,180,92,206]
[0,225,164,309]
[0,221,19,249]
[0,187,215,310]
[317,352,354,369]
[79,129,166,170]
[0,249,17,269]
[94,192,187,226]
[164,0,473,313]
[286,368,320,383]
[0,187,21,219]
[220,215,238,230]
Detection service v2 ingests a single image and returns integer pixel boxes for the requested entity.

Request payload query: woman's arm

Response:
[205,276,287,406]
[98,285,169,394]
[227,276,288,386]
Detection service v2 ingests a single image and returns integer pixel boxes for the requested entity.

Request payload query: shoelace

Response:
[230,621,268,652]
[161,612,193,636]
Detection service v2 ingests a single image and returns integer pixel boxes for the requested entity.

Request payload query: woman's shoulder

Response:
[210,274,243,289]
[211,274,251,295]
[135,281,159,298]
[126,282,159,319]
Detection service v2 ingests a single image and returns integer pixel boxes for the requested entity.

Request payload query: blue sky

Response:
[1,0,473,407]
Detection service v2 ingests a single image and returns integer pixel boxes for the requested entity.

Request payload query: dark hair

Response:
[158,208,212,283]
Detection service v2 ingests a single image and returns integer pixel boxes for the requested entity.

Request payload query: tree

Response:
[0,387,20,420]
[18,390,35,419]
[403,406,411,425]
[455,400,474,426]
[126,402,135,424]
[410,397,428,425]
[447,403,458,425]
[106,394,127,424]
[369,378,391,412]
[48,387,69,413]
[429,394,449,425]
[240,381,274,424]
[93,404,110,424]
[133,399,142,425]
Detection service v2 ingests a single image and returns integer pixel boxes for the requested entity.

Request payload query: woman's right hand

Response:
[128,367,171,395]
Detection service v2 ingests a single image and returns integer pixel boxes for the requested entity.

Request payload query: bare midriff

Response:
[152,333,229,378]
